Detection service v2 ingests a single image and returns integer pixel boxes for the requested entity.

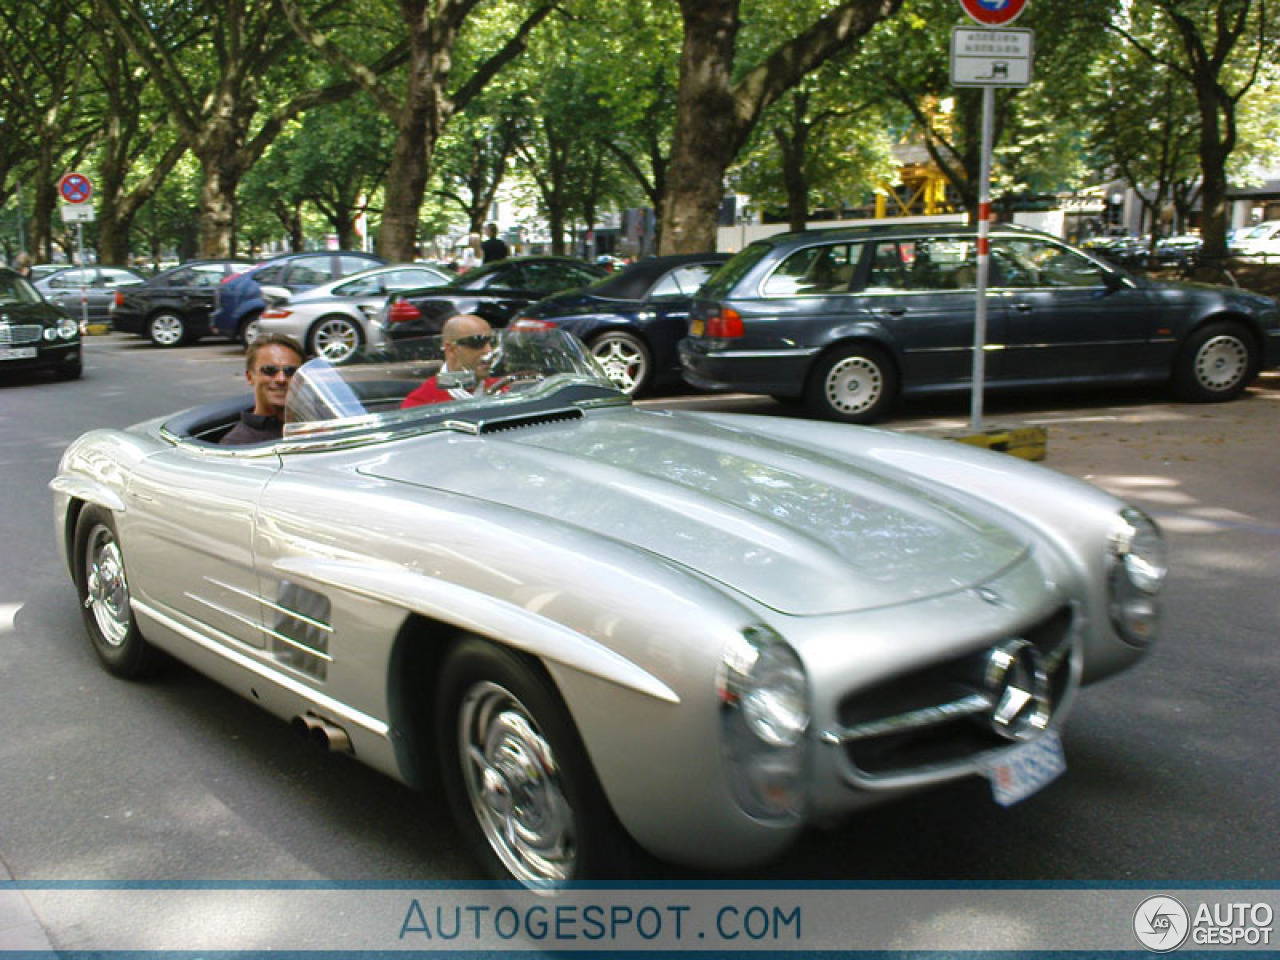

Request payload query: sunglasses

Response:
[257,364,299,378]
[449,334,497,349]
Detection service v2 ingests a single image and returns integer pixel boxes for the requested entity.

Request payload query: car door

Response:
[176,263,236,323]
[118,445,282,654]
[991,235,1156,381]
[860,237,1003,389]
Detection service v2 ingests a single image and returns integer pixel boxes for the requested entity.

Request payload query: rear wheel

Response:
[436,636,629,887]
[805,343,898,424]
[147,310,188,348]
[236,311,261,346]
[589,331,651,396]
[308,315,363,364]
[73,506,158,679]
[1173,321,1257,402]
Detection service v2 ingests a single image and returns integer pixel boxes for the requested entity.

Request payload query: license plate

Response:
[690,317,704,336]
[985,729,1066,806]
[0,346,38,361]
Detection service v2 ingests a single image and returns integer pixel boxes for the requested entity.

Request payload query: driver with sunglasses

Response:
[401,314,504,408]
[220,334,305,445]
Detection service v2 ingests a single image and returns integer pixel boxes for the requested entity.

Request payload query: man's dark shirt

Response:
[481,237,509,263]
[220,409,284,446]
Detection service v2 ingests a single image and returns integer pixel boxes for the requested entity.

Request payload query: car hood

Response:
[360,411,1029,616]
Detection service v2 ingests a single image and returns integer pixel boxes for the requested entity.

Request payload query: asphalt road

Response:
[1,334,1276,945]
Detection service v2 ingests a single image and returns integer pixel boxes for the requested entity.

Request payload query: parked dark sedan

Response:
[681,223,1280,423]
[378,256,605,341]
[111,259,255,347]
[34,265,146,324]
[510,253,728,395]
[0,267,81,380]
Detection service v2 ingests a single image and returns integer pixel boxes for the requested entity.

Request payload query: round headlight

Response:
[57,316,79,339]
[718,627,810,820]
[1114,508,1167,594]
[1108,507,1166,646]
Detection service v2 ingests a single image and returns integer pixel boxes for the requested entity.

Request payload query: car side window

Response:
[995,238,1107,288]
[339,255,379,276]
[650,264,718,298]
[868,240,978,292]
[254,264,286,285]
[51,269,94,288]
[336,275,383,296]
[763,244,859,296]
[285,256,336,286]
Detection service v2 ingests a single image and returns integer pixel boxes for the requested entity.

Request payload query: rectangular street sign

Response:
[951,27,1034,87]
[59,203,96,223]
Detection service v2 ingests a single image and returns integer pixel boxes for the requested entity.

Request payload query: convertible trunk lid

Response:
[361,411,1029,616]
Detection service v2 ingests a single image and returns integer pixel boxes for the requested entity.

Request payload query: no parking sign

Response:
[958,0,1028,26]
[58,172,93,204]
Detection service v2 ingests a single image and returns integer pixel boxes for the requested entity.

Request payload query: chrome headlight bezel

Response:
[56,315,80,339]
[718,626,811,821]
[1107,507,1166,646]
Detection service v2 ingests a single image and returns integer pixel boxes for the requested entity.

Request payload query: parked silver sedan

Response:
[51,330,1164,888]
[256,263,452,363]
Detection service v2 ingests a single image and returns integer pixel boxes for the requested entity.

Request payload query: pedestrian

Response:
[481,224,509,263]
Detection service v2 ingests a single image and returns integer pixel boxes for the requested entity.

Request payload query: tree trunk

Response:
[660,4,741,254]
[377,71,437,260]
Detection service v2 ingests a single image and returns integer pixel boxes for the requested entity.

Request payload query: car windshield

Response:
[0,272,43,305]
[282,328,624,439]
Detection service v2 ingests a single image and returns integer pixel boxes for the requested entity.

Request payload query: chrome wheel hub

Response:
[151,315,183,346]
[85,527,131,646]
[1194,335,1247,392]
[459,681,576,885]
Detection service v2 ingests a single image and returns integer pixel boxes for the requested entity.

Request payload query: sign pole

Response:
[76,221,89,333]
[970,84,995,431]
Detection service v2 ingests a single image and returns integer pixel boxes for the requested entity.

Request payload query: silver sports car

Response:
[51,330,1165,888]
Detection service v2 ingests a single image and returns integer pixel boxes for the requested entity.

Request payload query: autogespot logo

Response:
[1134,895,1191,952]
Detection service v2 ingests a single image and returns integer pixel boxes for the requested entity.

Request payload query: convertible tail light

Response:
[386,298,422,324]
[260,308,292,319]
[706,307,743,338]
[512,317,557,331]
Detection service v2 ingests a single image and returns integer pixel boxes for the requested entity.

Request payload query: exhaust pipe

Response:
[292,713,353,754]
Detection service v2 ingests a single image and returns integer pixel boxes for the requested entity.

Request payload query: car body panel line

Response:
[272,555,681,705]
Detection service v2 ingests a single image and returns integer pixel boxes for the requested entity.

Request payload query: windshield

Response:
[282,328,624,438]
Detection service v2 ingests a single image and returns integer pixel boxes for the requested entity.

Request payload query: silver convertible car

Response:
[51,330,1165,887]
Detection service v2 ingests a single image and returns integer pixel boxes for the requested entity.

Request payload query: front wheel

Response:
[805,343,898,424]
[308,315,363,364]
[73,506,158,679]
[589,331,651,396]
[148,310,188,348]
[1173,322,1258,402]
[436,637,629,887]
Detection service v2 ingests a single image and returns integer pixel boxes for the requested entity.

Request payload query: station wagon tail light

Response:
[386,298,422,324]
[718,626,810,820]
[1107,507,1166,646]
[706,307,743,338]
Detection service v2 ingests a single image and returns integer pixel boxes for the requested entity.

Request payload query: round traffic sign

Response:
[58,172,93,205]
[958,0,1028,26]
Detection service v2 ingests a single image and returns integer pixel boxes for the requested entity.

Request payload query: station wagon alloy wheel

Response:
[459,680,576,885]
[1193,333,1249,393]
[808,344,897,423]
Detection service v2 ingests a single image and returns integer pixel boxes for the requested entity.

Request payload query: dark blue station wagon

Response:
[681,224,1280,423]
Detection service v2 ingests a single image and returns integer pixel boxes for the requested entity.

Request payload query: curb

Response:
[936,423,1049,461]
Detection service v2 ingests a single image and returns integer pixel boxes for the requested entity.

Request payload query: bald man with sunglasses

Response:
[221,334,305,445]
[401,314,504,408]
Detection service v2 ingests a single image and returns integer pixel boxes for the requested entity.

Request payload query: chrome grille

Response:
[833,605,1075,778]
[0,325,42,345]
